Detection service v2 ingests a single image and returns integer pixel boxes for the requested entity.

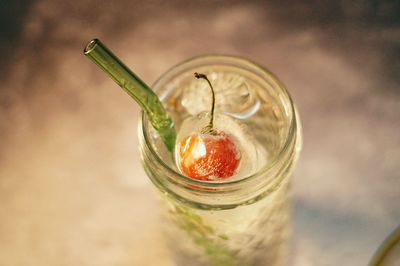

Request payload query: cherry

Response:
[177,73,241,181]
[178,130,240,180]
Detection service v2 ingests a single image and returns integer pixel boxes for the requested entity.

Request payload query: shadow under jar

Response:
[139,55,302,266]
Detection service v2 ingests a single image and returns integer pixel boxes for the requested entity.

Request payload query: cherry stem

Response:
[194,72,215,133]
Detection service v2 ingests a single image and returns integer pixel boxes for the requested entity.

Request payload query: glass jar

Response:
[370,225,400,266]
[138,55,302,266]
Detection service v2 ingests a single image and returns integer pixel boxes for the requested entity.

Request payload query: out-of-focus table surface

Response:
[0,1,399,265]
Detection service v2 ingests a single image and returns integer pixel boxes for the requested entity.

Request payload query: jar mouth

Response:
[141,55,299,189]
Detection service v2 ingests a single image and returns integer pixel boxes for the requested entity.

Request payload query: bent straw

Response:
[84,39,176,152]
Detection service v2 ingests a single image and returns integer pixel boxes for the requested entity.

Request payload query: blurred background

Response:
[0,0,399,265]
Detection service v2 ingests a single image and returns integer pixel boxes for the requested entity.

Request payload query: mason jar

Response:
[138,55,302,266]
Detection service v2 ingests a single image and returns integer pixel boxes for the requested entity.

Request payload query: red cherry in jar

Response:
[177,73,241,181]
[178,129,240,180]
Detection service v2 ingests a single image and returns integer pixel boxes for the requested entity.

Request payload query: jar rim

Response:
[141,54,300,190]
[369,225,400,266]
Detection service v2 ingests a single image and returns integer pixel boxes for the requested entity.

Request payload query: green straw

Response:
[83,38,176,152]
